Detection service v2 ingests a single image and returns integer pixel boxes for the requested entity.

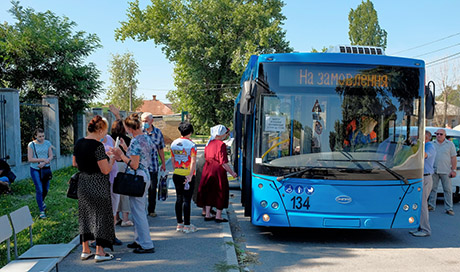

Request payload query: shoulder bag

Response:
[113,160,146,197]
[67,172,79,199]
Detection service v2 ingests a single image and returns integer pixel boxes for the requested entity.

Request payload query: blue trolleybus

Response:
[233,45,435,229]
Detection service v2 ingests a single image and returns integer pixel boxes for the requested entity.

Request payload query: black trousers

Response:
[148,171,158,213]
[173,174,195,225]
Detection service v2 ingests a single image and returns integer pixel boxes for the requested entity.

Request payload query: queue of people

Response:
[69,105,237,263]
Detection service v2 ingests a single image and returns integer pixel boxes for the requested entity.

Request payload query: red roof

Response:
[136,95,175,115]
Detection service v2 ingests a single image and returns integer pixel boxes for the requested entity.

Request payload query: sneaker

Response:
[409,229,419,235]
[127,242,142,249]
[121,220,134,227]
[446,210,455,216]
[411,231,430,237]
[148,212,157,217]
[94,253,114,262]
[176,223,184,232]
[39,212,47,219]
[428,206,434,211]
[133,247,155,254]
[183,224,197,233]
[113,237,122,245]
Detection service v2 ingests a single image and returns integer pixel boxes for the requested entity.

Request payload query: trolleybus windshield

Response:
[254,63,423,181]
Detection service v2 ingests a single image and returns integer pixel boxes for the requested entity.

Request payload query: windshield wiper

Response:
[276,166,315,181]
[340,150,366,170]
[373,160,409,185]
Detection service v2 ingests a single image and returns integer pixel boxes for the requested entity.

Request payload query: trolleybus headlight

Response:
[417,187,421,192]
[408,217,415,224]
[412,203,418,210]
[258,183,263,189]
[263,214,270,222]
[260,200,268,208]
[403,204,409,211]
[271,202,279,209]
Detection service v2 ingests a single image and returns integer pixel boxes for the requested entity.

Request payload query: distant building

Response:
[136,95,175,116]
[430,101,460,128]
[136,95,181,145]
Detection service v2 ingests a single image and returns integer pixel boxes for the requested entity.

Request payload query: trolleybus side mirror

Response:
[240,80,256,115]
[425,81,435,119]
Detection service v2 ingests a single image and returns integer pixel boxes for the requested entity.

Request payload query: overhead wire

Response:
[426,51,460,67]
[414,43,460,58]
[391,32,460,55]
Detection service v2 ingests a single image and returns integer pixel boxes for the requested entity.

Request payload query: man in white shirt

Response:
[428,129,457,216]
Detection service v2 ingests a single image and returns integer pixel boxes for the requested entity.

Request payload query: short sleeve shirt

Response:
[424,141,436,175]
[433,139,457,174]
[171,137,197,176]
[73,138,108,174]
[144,126,165,172]
[28,140,52,170]
[127,134,156,176]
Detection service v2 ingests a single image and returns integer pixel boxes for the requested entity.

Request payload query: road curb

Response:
[69,235,80,245]
[224,210,240,272]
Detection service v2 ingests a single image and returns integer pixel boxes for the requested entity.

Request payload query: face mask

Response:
[100,137,105,142]
[143,122,150,130]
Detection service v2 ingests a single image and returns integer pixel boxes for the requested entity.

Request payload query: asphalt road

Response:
[228,190,460,272]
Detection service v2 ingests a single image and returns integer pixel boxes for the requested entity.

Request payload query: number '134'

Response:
[291,196,310,210]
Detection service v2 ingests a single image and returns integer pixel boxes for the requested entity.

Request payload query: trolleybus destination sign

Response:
[279,65,389,88]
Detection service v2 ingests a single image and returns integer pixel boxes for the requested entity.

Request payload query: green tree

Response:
[446,85,460,107]
[105,52,143,112]
[0,1,103,149]
[348,0,387,49]
[115,0,292,133]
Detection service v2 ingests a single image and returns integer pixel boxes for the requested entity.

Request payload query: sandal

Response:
[95,253,114,262]
[121,220,134,227]
[204,216,215,221]
[215,218,228,223]
[80,252,94,260]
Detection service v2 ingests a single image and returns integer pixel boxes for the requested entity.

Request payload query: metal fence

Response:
[19,102,44,161]
[0,94,6,159]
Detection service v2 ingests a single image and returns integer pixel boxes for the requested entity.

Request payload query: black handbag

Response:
[113,161,146,197]
[40,166,53,181]
[67,172,79,199]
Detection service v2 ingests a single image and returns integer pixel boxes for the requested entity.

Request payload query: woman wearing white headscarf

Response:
[197,125,237,222]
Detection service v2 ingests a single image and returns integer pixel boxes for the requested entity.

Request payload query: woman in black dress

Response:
[73,115,116,262]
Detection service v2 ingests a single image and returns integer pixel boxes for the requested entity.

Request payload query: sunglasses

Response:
[435,133,444,136]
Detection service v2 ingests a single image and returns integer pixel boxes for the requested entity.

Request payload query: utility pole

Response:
[129,85,133,112]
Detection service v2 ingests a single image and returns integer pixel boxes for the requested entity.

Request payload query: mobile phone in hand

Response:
[115,137,120,148]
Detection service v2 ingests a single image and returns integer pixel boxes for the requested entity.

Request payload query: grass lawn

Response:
[0,166,79,267]
[0,152,173,268]
[191,134,210,144]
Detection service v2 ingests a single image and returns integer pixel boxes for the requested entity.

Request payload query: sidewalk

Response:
[55,158,238,272]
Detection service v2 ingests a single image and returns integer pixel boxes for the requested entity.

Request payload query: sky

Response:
[1,0,459,103]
